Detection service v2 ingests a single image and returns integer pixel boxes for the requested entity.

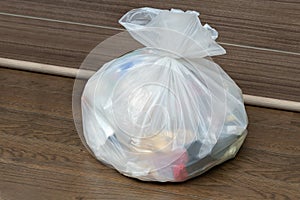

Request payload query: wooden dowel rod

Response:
[0,57,94,79]
[1,57,299,112]
[243,94,300,112]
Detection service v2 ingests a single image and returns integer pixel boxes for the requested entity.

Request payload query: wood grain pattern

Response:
[0,68,300,200]
[0,1,300,199]
[0,15,299,102]
[0,0,299,52]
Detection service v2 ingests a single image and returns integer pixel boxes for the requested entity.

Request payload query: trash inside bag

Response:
[80,7,248,182]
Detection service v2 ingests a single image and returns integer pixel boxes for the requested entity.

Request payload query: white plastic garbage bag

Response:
[80,7,248,182]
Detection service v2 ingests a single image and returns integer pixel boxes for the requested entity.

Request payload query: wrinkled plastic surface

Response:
[81,7,248,182]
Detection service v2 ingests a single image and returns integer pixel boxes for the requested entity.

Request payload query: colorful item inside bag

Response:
[80,7,248,182]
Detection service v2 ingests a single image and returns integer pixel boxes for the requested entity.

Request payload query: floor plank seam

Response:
[1,11,299,56]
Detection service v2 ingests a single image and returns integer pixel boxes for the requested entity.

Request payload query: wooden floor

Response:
[0,1,300,199]
[0,68,299,199]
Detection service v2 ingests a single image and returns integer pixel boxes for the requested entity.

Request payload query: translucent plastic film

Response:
[75,7,248,182]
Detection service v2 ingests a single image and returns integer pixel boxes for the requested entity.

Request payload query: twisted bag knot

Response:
[119,7,226,59]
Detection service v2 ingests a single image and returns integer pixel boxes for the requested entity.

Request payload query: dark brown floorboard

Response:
[0,0,299,52]
[1,1,300,199]
[0,68,299,200]
[0,16,299,102]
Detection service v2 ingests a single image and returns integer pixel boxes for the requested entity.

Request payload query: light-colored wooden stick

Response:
[1,57,300,112]
[0,57,94,79]
[243,94,300,112]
